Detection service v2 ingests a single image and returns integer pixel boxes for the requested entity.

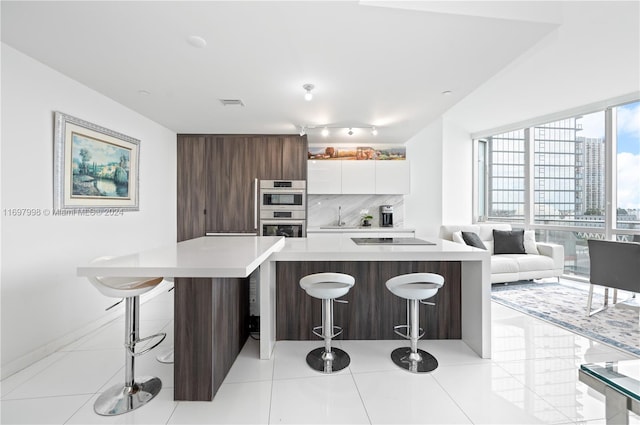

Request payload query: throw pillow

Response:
[524,230,539,255]
[452,231,465,244]
[493,229,526,254]
[461,231,487,250]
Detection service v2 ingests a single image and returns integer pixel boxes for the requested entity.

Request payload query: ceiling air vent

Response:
[219,99,245,107]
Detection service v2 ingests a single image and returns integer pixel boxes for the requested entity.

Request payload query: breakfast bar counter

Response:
[261,235,491,359]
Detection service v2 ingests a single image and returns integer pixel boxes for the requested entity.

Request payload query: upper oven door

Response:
[260,190,306,210]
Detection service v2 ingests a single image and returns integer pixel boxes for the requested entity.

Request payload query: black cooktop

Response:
[351,237,436,246]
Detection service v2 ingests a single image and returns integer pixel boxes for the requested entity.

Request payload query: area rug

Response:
[491,281,640,357]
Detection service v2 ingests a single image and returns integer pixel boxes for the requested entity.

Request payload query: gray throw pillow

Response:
[461,231,486,250]
[493,229,526,254]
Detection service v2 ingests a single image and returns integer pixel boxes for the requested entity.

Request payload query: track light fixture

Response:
[302,83,315,101]
[296,124,379,137]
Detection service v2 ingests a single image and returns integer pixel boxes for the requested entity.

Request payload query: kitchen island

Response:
[260,234,491,359]
[78,234,490,402]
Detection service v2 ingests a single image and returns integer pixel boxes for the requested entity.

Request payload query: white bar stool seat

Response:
[87,257,166,416]
[385,272,444,373]
[299,272,355,373]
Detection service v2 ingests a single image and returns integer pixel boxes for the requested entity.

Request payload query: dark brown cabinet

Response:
[177,134,308,241]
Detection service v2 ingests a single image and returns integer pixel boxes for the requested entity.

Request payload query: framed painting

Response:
[53,112,140,211]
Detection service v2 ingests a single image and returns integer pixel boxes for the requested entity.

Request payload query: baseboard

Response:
[0,280,172,380]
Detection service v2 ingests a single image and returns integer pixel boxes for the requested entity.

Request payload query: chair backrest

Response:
[587,239,640,292]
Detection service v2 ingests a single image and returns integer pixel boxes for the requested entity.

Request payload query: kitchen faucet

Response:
[338,206,345,227]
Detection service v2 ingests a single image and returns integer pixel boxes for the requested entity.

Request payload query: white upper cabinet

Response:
[375,160,410,194]
[307,160,342,194]
[341,161,375,194]
[308,160,410,195]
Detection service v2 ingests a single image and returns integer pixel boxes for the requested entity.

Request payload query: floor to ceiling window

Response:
[476,99,640,278]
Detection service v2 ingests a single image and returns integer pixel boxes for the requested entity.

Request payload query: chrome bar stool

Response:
[87,257,166,416]
[299,272,355,373]
[385,272,444,373]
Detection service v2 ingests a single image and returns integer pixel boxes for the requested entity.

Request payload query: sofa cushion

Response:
[524,230,539,255]
[478,223,511,241]
[462,231,486,250]
[494,229,526,254]
[491,256,520,274]
[514,254,555,273]
[452,231,465,244]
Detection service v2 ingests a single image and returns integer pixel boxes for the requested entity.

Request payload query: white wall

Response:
[445,1,640,136]
[0,44,177,377]
[441,118,473,224]
[404,118,443,237]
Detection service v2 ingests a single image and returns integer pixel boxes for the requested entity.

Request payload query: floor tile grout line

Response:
[0,350,73,400]
[421,371,476,425]
[348,366,373,425]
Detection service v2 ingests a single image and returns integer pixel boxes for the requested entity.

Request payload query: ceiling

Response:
[1,1,560,144]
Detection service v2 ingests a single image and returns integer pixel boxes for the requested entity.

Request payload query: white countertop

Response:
[273,234,489,262]
[306,227,415,233]
[77,236,285,278]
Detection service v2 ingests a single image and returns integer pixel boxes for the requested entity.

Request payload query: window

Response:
[615,100,640,236]
[476,99,640,278]
[485,130,525,222]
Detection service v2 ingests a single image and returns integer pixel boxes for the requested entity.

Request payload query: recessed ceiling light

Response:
[186,35,207,48]
[137,89,150,96]
[442,90,453,96]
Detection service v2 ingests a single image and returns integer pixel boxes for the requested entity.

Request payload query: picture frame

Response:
[53,111,140,211]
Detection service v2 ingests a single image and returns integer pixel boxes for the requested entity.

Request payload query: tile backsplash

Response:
[307,195,404,228]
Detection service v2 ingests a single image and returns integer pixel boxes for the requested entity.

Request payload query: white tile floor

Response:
[2,287,639,424]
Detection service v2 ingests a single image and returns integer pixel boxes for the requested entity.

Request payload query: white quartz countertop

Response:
[273,234,490,262]
[77,236,285,278]
[306,227,415,233]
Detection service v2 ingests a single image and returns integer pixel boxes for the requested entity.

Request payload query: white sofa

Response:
[439,223,564,284]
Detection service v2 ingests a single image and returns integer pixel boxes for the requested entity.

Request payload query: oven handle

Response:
[254,178,258,230]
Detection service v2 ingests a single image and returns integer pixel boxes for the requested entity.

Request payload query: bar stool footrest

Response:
[312,325,343,339]
[393,325,424,340]
[126,332,167,357]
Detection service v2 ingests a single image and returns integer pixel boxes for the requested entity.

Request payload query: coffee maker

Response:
[380,205,394,227]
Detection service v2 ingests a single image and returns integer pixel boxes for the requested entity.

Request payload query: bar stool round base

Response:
[390,347,438,373]
[306,347,350,373]
[94,376,162,416]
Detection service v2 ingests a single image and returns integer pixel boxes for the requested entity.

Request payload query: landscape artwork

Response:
[308,145,406,160]
[54,112,140,211]
[71,132,130,198]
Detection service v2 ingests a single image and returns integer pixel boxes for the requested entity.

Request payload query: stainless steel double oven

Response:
[259,180,306,237]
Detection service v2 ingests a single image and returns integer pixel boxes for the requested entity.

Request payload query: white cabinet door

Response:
[375,161,410,194]
[341,161,375,194]
[307,160,342,194]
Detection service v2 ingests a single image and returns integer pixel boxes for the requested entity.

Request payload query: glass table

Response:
[579,360,640,425]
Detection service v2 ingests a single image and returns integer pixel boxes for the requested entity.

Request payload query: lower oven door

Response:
[260,220,306,237]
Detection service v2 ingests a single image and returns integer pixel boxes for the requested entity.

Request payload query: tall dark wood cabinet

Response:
[176,135,207,242]
[176,134,308,241]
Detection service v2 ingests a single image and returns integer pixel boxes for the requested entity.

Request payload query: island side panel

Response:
[275,261,461,340]
[212,277,249,395]
[174,277,214,400]
[174,277,249,401]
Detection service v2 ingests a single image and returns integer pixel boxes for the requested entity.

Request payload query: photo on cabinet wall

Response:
[53,111,140,211]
